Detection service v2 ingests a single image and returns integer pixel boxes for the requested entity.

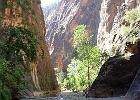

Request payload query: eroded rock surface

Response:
[0,0,59,98]
[97,0,140,55]
[89,39,140,98]
[44,0,101,69]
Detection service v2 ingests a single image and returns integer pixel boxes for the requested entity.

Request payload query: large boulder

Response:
[89,39,140,98]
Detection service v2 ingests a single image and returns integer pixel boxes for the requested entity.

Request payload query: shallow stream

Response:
[20,91,125,100]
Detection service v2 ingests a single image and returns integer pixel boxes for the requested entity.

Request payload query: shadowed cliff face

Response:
[44,0,140,98]
[89,0,140,97]
[0,0,59,98]
[89,39,140,98]
[44,0,101,69]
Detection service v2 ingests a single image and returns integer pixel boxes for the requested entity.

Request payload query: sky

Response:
[41,0,60,8]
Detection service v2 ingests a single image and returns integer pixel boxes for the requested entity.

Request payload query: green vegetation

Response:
[123,7,140,44]
[122,26,130,35]
[21,0,35,15]
[0,0,12,11]
[36,1,41,4]
[0,26,37,99]
[125,8,140,24]
[0,0,36,15]
[62,25,103,91]
[1,0,8,10]
[31,9,36,15]
[55,68,65,85]
[17,0,21,6]
[0,15,4,24]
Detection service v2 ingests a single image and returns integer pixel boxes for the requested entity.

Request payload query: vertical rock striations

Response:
[89,38,140,98]
[44,0,101,69]
[44,0,140,98]
[97,0,139,55]
[89,0,140,97]
[0,0,59,98]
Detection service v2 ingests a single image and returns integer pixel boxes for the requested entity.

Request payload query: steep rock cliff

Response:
[44,0,140,98]
[44,0,101,69]
[0,0,58,98]
[89,0,140,97]
[98,0,140,55]
[89,38,140,97]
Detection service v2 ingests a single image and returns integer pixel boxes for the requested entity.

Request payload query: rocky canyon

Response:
[44,0,140,98]
[0,0,59,99]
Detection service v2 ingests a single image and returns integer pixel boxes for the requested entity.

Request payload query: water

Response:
[20,91,125,100]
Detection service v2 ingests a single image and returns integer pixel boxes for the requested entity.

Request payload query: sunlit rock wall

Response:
[89,0,140,98]
[44,0,101,69]
[0,0,59,97]
[97,0,140,55]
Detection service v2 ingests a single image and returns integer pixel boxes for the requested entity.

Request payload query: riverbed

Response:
[21,91,125,100]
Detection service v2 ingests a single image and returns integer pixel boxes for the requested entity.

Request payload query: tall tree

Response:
[64,25,102,91]
[73,25,102,87]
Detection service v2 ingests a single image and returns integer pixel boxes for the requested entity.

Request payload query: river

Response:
[20,91,124,100]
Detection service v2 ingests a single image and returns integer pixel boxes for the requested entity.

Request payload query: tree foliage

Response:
[54,68,65,85]
[72,25,87,48]
[0,26,37,99]
[125,7,140,24]
[63,25,102,91]
[123,7,140,44]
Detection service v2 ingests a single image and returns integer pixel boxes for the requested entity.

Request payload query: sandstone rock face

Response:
[97,0,140,55]
[44,0,140,98]
[89,54,140,97]
[44,0,101,69]
[89,11,140,98]
[89,39,140,97]
[0,0,58,97]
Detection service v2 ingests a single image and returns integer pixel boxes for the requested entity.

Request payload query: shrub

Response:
[0,26,37,99]
[125,8,140,24]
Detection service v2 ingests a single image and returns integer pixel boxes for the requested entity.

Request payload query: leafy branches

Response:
[0,26,37,99]
[63,25,102,91]
[125,8,140,24]
[3,26,37,62]
[123,7,140,44]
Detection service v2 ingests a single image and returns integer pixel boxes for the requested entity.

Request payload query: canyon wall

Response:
[89,0,140,97]
[44,0,140,98]
[45,0,140,69]
[44,0,101,69]
[0,0,59,98]
[97,0,140,55]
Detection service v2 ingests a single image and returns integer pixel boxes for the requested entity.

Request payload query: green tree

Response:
[63,58,84,91]
[64,25,102,91]
[54,68,65,85]
[0,26,37,99]
[73,25,102,87]
[123,7,140,44]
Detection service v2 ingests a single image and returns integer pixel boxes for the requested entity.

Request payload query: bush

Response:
[0,26,37,99]
[37,1,41,4]
[125,8,140,24]
[122,26,130,34]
